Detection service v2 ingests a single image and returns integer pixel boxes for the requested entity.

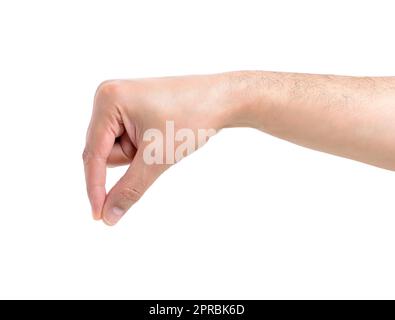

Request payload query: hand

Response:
[83,74,237,225]
[84,71,395,226]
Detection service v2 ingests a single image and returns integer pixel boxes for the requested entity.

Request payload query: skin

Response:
[83,71,395,225]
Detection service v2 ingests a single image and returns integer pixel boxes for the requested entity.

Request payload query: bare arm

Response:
[84,71,395,225]
[227,71,395,171]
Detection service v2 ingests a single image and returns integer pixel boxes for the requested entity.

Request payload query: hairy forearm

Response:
[224,71,395,170]
[85,72,395,224]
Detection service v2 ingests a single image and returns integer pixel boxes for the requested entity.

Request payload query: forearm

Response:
[85,71,395,224]
[224,71,395,170]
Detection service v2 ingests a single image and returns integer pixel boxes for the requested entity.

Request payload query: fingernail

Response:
[104,207,125,225]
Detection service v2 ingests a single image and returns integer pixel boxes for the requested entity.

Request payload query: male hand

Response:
[84,71,395,225]
[83,74,235,225]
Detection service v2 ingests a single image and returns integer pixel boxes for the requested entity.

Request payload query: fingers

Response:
[83,152,107,220]
[107,134,136,167]
[83,109,121,220]
[102,151,165,225]
[107,143,133,167]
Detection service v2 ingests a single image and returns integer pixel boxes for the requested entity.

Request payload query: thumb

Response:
[102,150,166,226]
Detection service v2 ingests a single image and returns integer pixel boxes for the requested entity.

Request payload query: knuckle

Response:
[120,185,142,203]
[82,148,91,164]
[95,80,123,100]
[82,148,106,165]
[94,79,142,116]
[94,80,128,115]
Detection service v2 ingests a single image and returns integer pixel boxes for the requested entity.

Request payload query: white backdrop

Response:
[0,0,394,299]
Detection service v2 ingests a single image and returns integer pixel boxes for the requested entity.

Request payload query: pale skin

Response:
[83,71,395,225]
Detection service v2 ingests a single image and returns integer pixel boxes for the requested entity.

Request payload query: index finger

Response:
[83,114,116,220]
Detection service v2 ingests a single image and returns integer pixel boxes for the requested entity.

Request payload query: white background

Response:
[0,0,394,299]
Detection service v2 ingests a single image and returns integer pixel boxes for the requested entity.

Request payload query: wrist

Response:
[220,71,287,129]
[215,71,272,130]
